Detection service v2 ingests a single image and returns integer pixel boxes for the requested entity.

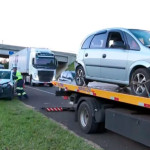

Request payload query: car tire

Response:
[78,101,99,133]
[130,68,150,97]
[75,66,89,86]
[7,88,14,100]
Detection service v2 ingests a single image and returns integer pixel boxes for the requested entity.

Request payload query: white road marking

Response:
[26,86,55,95]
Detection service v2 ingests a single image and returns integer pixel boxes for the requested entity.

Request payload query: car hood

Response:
[0,79,11,85]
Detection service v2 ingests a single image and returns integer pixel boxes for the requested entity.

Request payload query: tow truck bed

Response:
[52,81,150,109]
[52,81,150,147]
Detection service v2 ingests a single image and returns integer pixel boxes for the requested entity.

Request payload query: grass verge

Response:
[0,99,102,150]
[66,62,75,71]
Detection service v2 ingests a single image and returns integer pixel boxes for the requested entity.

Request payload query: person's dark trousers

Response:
[16,79,28,100]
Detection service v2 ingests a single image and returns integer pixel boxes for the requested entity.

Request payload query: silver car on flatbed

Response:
[75,28,150,97]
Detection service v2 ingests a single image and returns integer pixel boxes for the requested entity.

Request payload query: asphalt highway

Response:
[22,85,150,150]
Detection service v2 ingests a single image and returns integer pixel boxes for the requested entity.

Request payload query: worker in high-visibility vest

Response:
[13,66,28,100]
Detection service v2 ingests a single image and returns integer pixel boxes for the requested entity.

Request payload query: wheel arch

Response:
[129,65,148,82]
[75,62,87,75]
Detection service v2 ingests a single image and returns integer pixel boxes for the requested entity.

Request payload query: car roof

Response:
[81,28,131,45]
[95,27,129,34]
[0,69,11,72]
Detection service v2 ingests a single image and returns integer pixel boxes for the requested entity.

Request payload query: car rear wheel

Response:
[130,68,150,97]
[75,66,89,86]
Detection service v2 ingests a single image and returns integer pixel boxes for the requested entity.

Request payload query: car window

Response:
[125,32,140,50]
[0,71,11,79]
[106,32,125,48]
[90,33,107,49]
[129,29,150,47]
[82,35,94,49]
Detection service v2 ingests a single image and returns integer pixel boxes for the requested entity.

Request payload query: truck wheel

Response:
[130,68,150,97]
[75,66,89,86]
[78,101,99,133]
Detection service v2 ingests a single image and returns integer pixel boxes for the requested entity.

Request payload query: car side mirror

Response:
[111,41,126,49]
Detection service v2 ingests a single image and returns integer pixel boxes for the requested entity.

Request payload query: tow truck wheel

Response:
[78,101,99,133]
[131,68,150,97]
[75,66,89,86]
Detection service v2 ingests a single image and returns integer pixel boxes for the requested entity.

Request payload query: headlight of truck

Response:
[33,73,39,80]
[52,75,56,81]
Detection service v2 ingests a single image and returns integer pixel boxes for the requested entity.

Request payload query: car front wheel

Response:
[75,66,89,86]
[7,88,14,100]
[131,68,150,97]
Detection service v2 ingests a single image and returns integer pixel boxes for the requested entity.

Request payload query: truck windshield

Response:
[0,71,11,79]
[34,57,56,69]
[129,29,150,47]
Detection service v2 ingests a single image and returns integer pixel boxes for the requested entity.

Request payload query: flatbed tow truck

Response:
[51,81,150,147]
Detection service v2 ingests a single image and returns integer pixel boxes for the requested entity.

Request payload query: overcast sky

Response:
[0,0,149,54]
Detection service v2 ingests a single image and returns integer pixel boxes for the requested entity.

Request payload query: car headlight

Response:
[2,82,13,88]
[2,83,9,88]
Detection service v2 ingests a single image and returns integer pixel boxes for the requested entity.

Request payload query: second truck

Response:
[9,47,57,86]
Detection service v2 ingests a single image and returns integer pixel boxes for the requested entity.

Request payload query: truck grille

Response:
[38,71,54,82]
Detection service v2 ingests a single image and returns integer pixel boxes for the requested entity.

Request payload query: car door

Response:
[100,30,128,82]
[83,31,107,79]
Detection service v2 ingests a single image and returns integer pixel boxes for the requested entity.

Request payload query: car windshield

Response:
[0,71,11,79]
[34,57,56,69]
[129,29,150,47]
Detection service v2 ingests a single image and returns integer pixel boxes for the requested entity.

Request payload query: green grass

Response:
[0,99,102,150]
[66,62,75,71]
